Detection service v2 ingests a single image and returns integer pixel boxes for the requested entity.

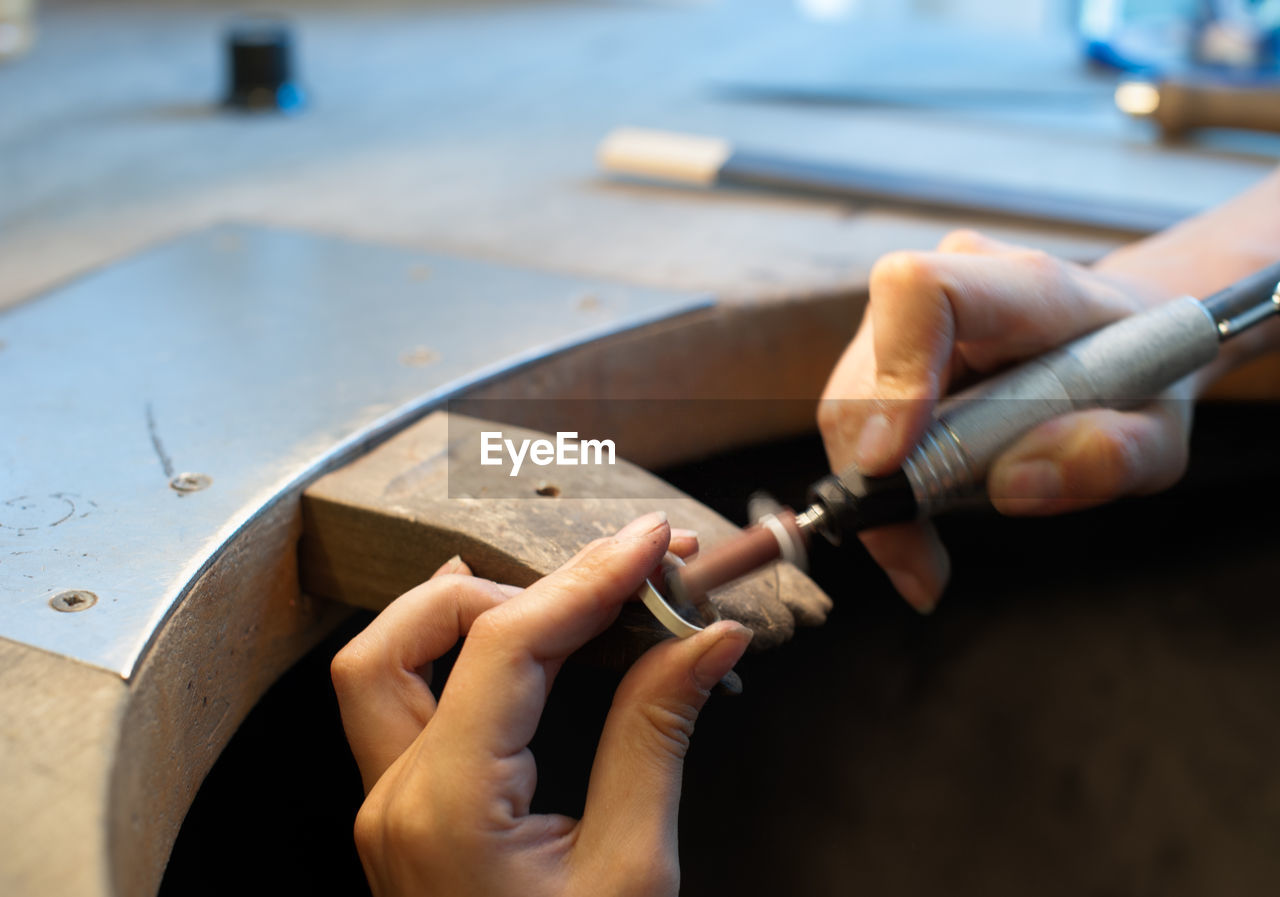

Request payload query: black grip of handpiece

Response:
[806,467,917,545]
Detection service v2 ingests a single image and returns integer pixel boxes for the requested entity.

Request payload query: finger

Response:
[549,520,664,576]
[559,524,693,567]
[431,554,472,578]
[430,511,672,770]
[854,250,1136,474]
[858,519,951,614]
[420,557,522,673]
[576,619,753,867]
[434,555,525,601]
[988,400,1192,516]
[818,326,878,473]
[936,228,1026,255]
[668,527,700,559]
[331,574,510,790]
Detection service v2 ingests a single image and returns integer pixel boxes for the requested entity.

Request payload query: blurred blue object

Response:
[1080,0,1280,78]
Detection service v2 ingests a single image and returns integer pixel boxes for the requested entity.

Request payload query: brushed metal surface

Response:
[0,224,709,677]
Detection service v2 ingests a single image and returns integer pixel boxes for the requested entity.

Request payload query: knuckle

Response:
[370,794,432,854]
[352,802,380,855]
[466,599,537,648]
[425,572,469,592]
[330,639,375,693]
[465,606,507,642]
[353,793,424,859]
[870,250,935,296]
[816,399,847,438]
[635,696,701,760]
[937,228,986,253]
[1017,248,1076,298]
[1078,423,1141,494]
[427,573,502,612]
[1015,246,1059,276]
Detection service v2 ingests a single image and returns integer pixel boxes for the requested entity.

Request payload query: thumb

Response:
[575,620,752,859]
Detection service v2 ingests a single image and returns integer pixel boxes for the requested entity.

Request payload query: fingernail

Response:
[693,621,752,690]
[617,510,668,539]
[993,459,1063,510]
[435,554,469,576]
[854,412,893,472]
[670,528,699,541]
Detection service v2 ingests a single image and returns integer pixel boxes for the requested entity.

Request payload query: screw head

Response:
[170,472,212,493]
[50,589,98,612]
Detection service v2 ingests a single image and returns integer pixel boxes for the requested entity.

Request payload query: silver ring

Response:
[639,553,721,638]
[759,512,807,572]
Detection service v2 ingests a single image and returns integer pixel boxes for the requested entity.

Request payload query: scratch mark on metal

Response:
[145,402,176,479]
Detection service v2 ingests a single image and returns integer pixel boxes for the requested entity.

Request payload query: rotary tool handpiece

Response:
[668,263,1280,606]
[805,262,1280,542]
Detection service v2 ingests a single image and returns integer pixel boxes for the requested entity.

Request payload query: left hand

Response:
[331,511,752,897]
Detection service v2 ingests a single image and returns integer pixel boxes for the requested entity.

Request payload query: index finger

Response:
[837,250,1136,474]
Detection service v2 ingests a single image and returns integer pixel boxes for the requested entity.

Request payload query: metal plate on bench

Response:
[0,224,710,677]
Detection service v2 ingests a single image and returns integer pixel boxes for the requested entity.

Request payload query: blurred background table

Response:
[5,0,1278,313]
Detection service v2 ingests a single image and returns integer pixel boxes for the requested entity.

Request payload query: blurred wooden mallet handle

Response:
[1116,78,1280,138]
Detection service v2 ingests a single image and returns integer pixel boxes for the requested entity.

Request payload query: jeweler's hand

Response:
[331,511,752,897]
[819,231,1192,613]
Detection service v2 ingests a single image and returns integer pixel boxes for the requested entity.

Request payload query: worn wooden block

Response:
[300,412,832,654]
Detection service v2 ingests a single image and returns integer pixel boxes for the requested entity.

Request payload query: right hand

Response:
[818,230,1195,613]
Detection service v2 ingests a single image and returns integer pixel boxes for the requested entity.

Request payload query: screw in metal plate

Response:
[50,589,98,613]
[170,472,212,493]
